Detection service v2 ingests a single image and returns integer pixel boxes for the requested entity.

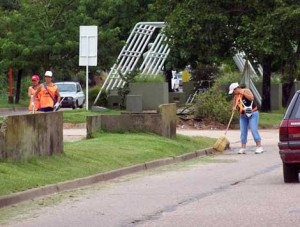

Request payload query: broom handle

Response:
[225,110,235,135]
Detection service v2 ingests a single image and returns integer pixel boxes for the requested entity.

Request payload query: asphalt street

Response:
[1,127,294,227]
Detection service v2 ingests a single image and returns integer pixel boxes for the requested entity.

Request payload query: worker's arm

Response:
[240,88,254,101]
[33,84,42,100]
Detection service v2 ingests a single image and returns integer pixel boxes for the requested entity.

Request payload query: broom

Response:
[213,110,235,152]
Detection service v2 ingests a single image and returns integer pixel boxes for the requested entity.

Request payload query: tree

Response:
[0,0,84,102]
[235,1,300,110]
[152,0,300,111]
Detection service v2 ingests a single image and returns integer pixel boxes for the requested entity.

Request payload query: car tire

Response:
[72,101,78,109]
[78,100,84,108]
[283,163,299,183]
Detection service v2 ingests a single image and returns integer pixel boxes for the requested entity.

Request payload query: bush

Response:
[194,72,240,126]
[88,86,108,108]
[194,89,236,125]
[132,73,165,83]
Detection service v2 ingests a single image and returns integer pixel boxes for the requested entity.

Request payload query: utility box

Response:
[126,95,143,112]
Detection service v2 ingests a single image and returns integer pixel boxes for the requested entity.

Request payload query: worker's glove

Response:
[31,102,35,106]
[54,102,60,110]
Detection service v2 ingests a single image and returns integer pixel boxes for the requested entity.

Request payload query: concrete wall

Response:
[87,103,177,138]
[0,112,63,160]
[254,82,282,110]
[129,82,169,110]
[169,92,186,106]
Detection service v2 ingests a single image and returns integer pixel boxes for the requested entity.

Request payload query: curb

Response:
[0,148,215,209]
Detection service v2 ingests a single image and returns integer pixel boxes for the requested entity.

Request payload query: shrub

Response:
[132,73,165,83]
[194,89,236,125]
[194,72,240,126]
[88,86,108,108]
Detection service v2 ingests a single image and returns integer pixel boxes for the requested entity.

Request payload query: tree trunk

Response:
[15,69,23,104]
[261,56,272,112]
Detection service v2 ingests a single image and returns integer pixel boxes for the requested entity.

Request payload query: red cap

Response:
[32,75,40,81]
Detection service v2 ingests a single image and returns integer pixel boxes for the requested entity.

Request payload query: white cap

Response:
[45,71,53,77]
[228,82,239,94]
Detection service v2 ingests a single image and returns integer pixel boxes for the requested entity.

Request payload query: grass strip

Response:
[0,132,215,196]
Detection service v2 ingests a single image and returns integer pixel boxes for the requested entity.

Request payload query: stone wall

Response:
[0,112,63,160]
[129,82,169,110]
[87,103,176,138]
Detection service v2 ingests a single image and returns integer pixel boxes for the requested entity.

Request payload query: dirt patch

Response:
[177,116,227,130]
[63,123,86,129]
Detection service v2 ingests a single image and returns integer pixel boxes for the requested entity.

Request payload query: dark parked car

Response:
[55,82,85,109]
[278,90,300,183]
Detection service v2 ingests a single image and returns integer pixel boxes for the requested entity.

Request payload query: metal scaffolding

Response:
[94,22,170,105]
[233,52,262,106]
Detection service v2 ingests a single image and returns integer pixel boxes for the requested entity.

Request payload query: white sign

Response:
[79,26,98,110]
[79,26,98,66]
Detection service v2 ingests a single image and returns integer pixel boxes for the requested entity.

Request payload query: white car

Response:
[55,82,85,109]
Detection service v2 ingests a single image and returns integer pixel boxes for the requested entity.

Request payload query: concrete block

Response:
[126,95,142,112]
[107,95,121,109]
[0,112,63,160]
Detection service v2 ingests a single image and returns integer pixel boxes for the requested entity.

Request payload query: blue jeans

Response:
[239,111,261,144]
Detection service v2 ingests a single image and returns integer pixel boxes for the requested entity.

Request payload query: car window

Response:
[57,84,76,92]
[77,84,82,92]
[290,94,300,119]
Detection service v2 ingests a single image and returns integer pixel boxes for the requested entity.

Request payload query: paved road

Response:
[2,128,296,227]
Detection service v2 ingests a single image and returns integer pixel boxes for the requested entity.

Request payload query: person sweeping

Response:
[228,82,264,154]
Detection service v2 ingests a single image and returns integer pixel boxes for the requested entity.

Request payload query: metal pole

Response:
[86,37,89,111]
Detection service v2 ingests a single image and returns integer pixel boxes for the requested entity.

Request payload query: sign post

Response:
[79,26,98,110]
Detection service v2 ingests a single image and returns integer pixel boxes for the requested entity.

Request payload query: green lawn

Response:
[0,133,215,196]
[259,109,285,128]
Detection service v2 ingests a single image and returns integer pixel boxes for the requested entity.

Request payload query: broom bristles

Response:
[213,135,230,152]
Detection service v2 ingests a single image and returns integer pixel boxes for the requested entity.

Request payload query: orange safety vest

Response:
[234,92,257,115]
[39,84,58,108]
[28,86,40,111]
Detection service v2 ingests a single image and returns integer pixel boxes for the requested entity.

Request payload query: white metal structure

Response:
[94,22,170,105]
[233,52,262,106]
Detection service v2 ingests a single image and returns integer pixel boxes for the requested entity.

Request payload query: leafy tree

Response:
[152,0,300,111]
[235,0,300,111]
[0,0,84,102]
[0,0,158,103]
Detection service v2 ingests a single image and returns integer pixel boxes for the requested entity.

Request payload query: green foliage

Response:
[132,73,165,83]
[194,72,242,125]
[117,70,140,109]
[192,64,220,81]
[194,87,235,125]
[0,73,8,100]
[88,86,108,108]
[63,109,121,123]
[213,71,242,92]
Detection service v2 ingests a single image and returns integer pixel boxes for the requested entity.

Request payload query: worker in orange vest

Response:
[34,71,61,112]
[28,74,40,112]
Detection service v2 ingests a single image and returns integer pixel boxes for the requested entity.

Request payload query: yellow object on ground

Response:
[213,111,235,152]
[213,135,230,152]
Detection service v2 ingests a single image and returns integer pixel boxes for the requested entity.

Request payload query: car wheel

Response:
[72,101,78,109]
[283,163,299,183]
[78,101,84,108]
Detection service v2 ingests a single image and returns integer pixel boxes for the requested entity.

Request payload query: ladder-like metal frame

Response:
[233,52,262,106]
[94,22,170,105]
